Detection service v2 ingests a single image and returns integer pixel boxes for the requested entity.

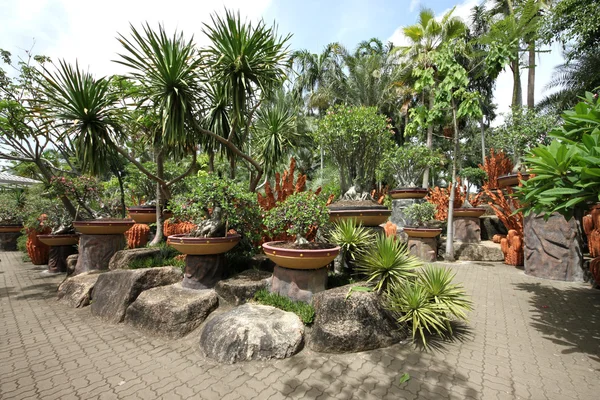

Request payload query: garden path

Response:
[1,251,599,399]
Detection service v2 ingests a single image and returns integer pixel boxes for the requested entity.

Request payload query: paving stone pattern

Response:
[1,251,599,399]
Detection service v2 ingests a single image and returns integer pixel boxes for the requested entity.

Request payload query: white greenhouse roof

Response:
[0,172,40,186]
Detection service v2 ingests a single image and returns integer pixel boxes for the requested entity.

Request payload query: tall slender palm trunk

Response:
[527,43,535,109]
[445,98,460,261]
[422,92,435,188]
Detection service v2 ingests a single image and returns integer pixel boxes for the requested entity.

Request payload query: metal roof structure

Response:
[0,172,40,187]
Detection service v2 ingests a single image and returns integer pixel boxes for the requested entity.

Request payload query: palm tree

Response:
[401,7,467,188]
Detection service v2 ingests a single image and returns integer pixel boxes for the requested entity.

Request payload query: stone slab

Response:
[108,247,161,270]
[215,269,271,305]
[454,241,504,261]
[57,271,103,308]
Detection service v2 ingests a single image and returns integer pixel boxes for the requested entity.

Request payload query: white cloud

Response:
[1,0,272,77]
[409,0,420,13]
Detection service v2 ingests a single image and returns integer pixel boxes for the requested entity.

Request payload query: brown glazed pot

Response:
[262,241,341,270]
[127,206,173,224]
[403,227,443,238]
[0,224,23,233]
[328,205,391,227]
[389,188,429,200]
[497,173,530,188]
[167,234,241,255]
[37,234,80,246]
[73,219,135,235]
[453,208,486,218]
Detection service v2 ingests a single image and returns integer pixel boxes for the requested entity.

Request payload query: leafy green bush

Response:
[403,203,437,227]
[356,235,421,293]
[459,167,488,191]
[0,190,26,225]
[377,144,444,188]
[253,289,315,325]
[263,192,329,244]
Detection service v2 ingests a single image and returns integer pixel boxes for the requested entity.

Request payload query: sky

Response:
[1,0,563,124]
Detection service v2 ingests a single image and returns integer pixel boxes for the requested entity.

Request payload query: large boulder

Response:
[454,241,504,261]
[215,269,271,305]
[57,271,103,308]
[125,284,218,339]
[524,212,584,281]
[90,267,182,323]
[309,284,404,353]
[108,247,162,270]
[200,304,304,363]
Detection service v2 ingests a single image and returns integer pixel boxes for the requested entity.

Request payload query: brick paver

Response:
[1,251,599,399]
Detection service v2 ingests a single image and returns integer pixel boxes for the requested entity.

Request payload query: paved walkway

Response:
[1,251,599,400]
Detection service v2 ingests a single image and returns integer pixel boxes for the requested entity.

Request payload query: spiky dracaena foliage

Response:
[356,235,420,293]
[328,218,376,262]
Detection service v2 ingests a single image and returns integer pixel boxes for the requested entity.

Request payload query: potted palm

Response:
[403,203,442,238]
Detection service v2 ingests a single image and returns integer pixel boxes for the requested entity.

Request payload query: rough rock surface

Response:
[390,198,425,228]
[454,241,504,261]
[309,284,404,353]
[125,284,218,338]
[183,254,225,289]
[408,237,438,262]
[215,270,271,305]
[66,254,78,276]
[200,304,304,363]
[480,215,507,241]
[108,247,161,270]
[271,265,327,303]
[90,267,183,323]
[524,213,584,281]
[74,234,125,275]
[57,271,103,308]
[48,245,77,273]
[0,232,20,251]
[453,217,481,243]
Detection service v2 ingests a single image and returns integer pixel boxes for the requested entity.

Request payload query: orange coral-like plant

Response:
[163,220,196,237]
[501,230,524,266]
[426,178,467,221]
[384,221,397,238]
[125,223,150,249]
[479,149,514,188]
[583,204,600,258]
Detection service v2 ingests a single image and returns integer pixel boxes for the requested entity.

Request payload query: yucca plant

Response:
[418,265,472,333]
[328,218,376,270]
[356,235,421,293]
[387,281,449,348]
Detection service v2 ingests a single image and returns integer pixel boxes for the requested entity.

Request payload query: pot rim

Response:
[262,241,340,257]
[167,233,241,243]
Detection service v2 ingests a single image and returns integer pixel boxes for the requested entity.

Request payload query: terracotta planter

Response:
[73,219,135,235]
[262,241,340,270]
[37,234,79,246]
[167,234,241,255]
[497,173,530,188]
[127,206,173,224]
[389,188,429,200]
[403,227,443,238]
[26,228,51,265]
[328,206,391,226]
[453,208,486,218]
[0,224,23,233]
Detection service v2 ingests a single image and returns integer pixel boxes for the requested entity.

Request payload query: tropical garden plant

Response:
[327,218,376,269]
[403,203,438,228]
[377,144,444,188]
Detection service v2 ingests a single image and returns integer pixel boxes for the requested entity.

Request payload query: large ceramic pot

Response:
[403,227,443,238]
[497,173,530,188]
[73,219,135,235]
[0,224,23,233]
[38,234,79,246]
[262,241,340,270]
[453,208,486,218]
[167,234,241,255]
[389,188,429,200]
[127,206,173,224]
[328,205,391,226]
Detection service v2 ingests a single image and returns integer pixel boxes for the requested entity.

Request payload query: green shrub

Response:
[403,203,437,227]
[253,289,315,325]
[355,235,421,293]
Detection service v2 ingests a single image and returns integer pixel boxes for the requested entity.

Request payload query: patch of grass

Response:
[253,289,315,325]
[128,256,185,270]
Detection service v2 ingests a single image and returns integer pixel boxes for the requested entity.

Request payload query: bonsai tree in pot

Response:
[403,202,442,238]
[0,190,26,229]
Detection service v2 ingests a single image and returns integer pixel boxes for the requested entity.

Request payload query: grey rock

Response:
[453,217,481,243]
[200,304,304,363]
[75,234,125,275]
[66,254,78,276]
[309,284,404,353]
[480,215,507,241]
[408,237,438,262]
[108,247,162,270]
[524,212,584,281]
[90,267,183,323]
[454,241,504,261]
[215,269,271,305]
[125,284,218,338]
[57,271,103,308]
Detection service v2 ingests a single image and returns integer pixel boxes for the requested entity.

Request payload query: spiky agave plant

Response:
[328,218,376,269]
[356,235,421,293]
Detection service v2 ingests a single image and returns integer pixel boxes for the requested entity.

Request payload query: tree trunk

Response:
[527,41,535,109]
[208,152,215,173]
[511,58,522,108]
[150,150,165,246]
[445,98,460,262]
[116,170,126,218]
[422,92,435,189]
[480,114,486,165]
[229,157,236,179]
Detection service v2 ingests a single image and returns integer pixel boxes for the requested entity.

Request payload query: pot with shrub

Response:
[167,174,261,289]
[263,191,340,302]
[402,202,442,238]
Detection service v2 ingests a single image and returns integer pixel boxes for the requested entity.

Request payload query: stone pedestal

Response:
[183,254,226,290]
[270,265,327,303]
[74,234,125,276]
[0,232,21,251]
[524,212,583,281]
[391,198,425,229]
[48,245,78,273]
[453,217,481,243]
[407,237,438,262]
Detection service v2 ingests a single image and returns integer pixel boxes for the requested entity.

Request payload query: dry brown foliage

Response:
[125,223,150,248]
[426,178,467,221]
[479,149,514,188]
[583,204,600,258]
